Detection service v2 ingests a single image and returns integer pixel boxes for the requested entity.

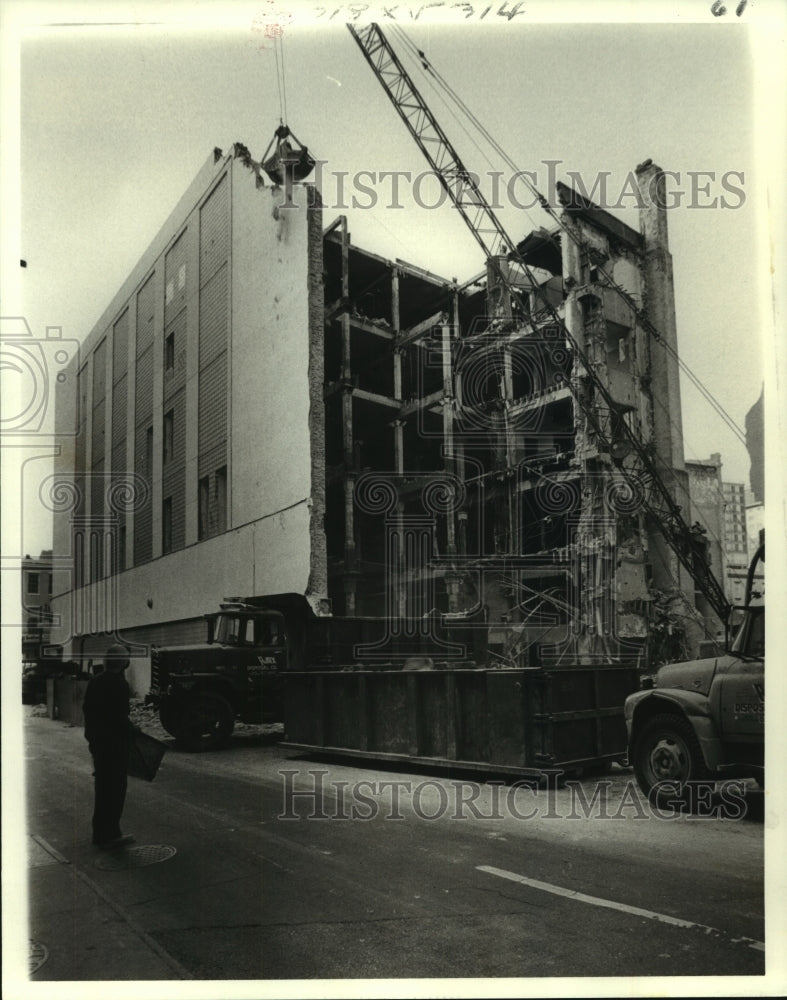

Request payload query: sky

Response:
[2,1,782,556]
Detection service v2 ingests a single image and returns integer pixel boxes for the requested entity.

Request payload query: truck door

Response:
[241,616,283,688]
[717,610,764,741]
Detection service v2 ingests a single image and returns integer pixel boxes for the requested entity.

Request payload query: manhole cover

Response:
[94,844,177,870]
[29,940,49,974]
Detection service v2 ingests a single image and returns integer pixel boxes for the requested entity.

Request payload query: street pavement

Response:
[9,705,773,993]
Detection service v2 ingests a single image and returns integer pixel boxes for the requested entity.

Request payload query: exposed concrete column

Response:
[391,267,400,332]
[445,282,464,610]
[441,321,453,397]
[442,366,461,612]
[395,501,407,619]
[392,270,403,488]
[575,291,606,465]
[340,218,351,381]
[440,320,454,473]
[502,346,516,469]
[339,217,357,614]
[306,187,328,599]
[450,286,468,540]
[561,216,585,353]
[393,418,404,475]
[636,162,685,476]
[636,162,692,600]
[486,255,511,321]
[343,473,357,616]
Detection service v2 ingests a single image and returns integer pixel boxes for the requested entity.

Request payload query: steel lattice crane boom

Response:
[348,22,731,623]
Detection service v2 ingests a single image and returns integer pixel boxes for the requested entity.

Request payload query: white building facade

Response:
[51,147,326,691]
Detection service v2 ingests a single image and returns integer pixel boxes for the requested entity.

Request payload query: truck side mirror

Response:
[727,607,743,642]
[206,618,215,644]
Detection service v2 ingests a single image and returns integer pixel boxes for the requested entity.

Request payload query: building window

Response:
[198,468,228,541]
[216,466,227,534]
[27,572,39,595]
[47,573,53,595]
[162,497,173,554]
[165,332,175,372]
[198,476,210,540]
[163,410,174,465]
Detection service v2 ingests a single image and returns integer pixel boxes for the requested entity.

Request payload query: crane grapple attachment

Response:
[262,124,316,185]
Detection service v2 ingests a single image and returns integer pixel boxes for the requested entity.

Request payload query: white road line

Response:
[477,865,765,953]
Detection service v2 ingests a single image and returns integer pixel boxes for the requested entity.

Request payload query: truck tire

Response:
[158,701,182,738]
[178,693,235,751]
[632,712,709,796]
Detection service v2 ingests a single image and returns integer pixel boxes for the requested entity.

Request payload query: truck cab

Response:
[625,545,764,795]
[148,600,288,750]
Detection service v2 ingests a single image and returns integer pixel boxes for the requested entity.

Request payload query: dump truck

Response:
[147,598,290,750]
[147,593,638,773]
[625,536,764,794]
[146,594,488,751]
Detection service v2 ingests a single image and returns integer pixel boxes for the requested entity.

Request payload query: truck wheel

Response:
[158,702,182,738]
[632,712,708,796]
[178,693,234,751]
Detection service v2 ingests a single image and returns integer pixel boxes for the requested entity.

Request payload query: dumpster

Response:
[47,676,91,727]
[282,664,638,777]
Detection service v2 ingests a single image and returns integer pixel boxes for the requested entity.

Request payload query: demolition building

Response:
[51,142,702,679]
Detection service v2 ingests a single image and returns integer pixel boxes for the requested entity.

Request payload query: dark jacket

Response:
[83,670,133,756]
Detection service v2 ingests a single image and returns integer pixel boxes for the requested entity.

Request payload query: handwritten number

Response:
[711,0,747,14]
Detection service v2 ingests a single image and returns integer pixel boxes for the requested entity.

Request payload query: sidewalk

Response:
[27,834,190,981]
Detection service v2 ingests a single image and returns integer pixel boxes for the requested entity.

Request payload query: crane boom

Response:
[347,23,730,623]
[347,23,514,263]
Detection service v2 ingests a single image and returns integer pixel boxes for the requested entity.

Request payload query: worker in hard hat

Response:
[82,643,137,849]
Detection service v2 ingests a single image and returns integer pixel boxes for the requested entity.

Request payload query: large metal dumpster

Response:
[282,665,638,777]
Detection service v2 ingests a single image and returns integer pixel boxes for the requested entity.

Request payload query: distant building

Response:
[744,491,765,599]
[685,453,725,627]
[722,480,749,605]
[686,462,762,608]
[745,386,764,503]
[21,550,53,662]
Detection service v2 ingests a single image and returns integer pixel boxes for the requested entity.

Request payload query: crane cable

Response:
[273,32,289,124]
[390,26,747,446]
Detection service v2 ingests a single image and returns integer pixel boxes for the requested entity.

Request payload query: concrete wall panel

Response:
[230,166,313,586]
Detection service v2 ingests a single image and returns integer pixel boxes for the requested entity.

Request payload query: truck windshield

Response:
[215,615,254,646]
[730,607,764,658]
